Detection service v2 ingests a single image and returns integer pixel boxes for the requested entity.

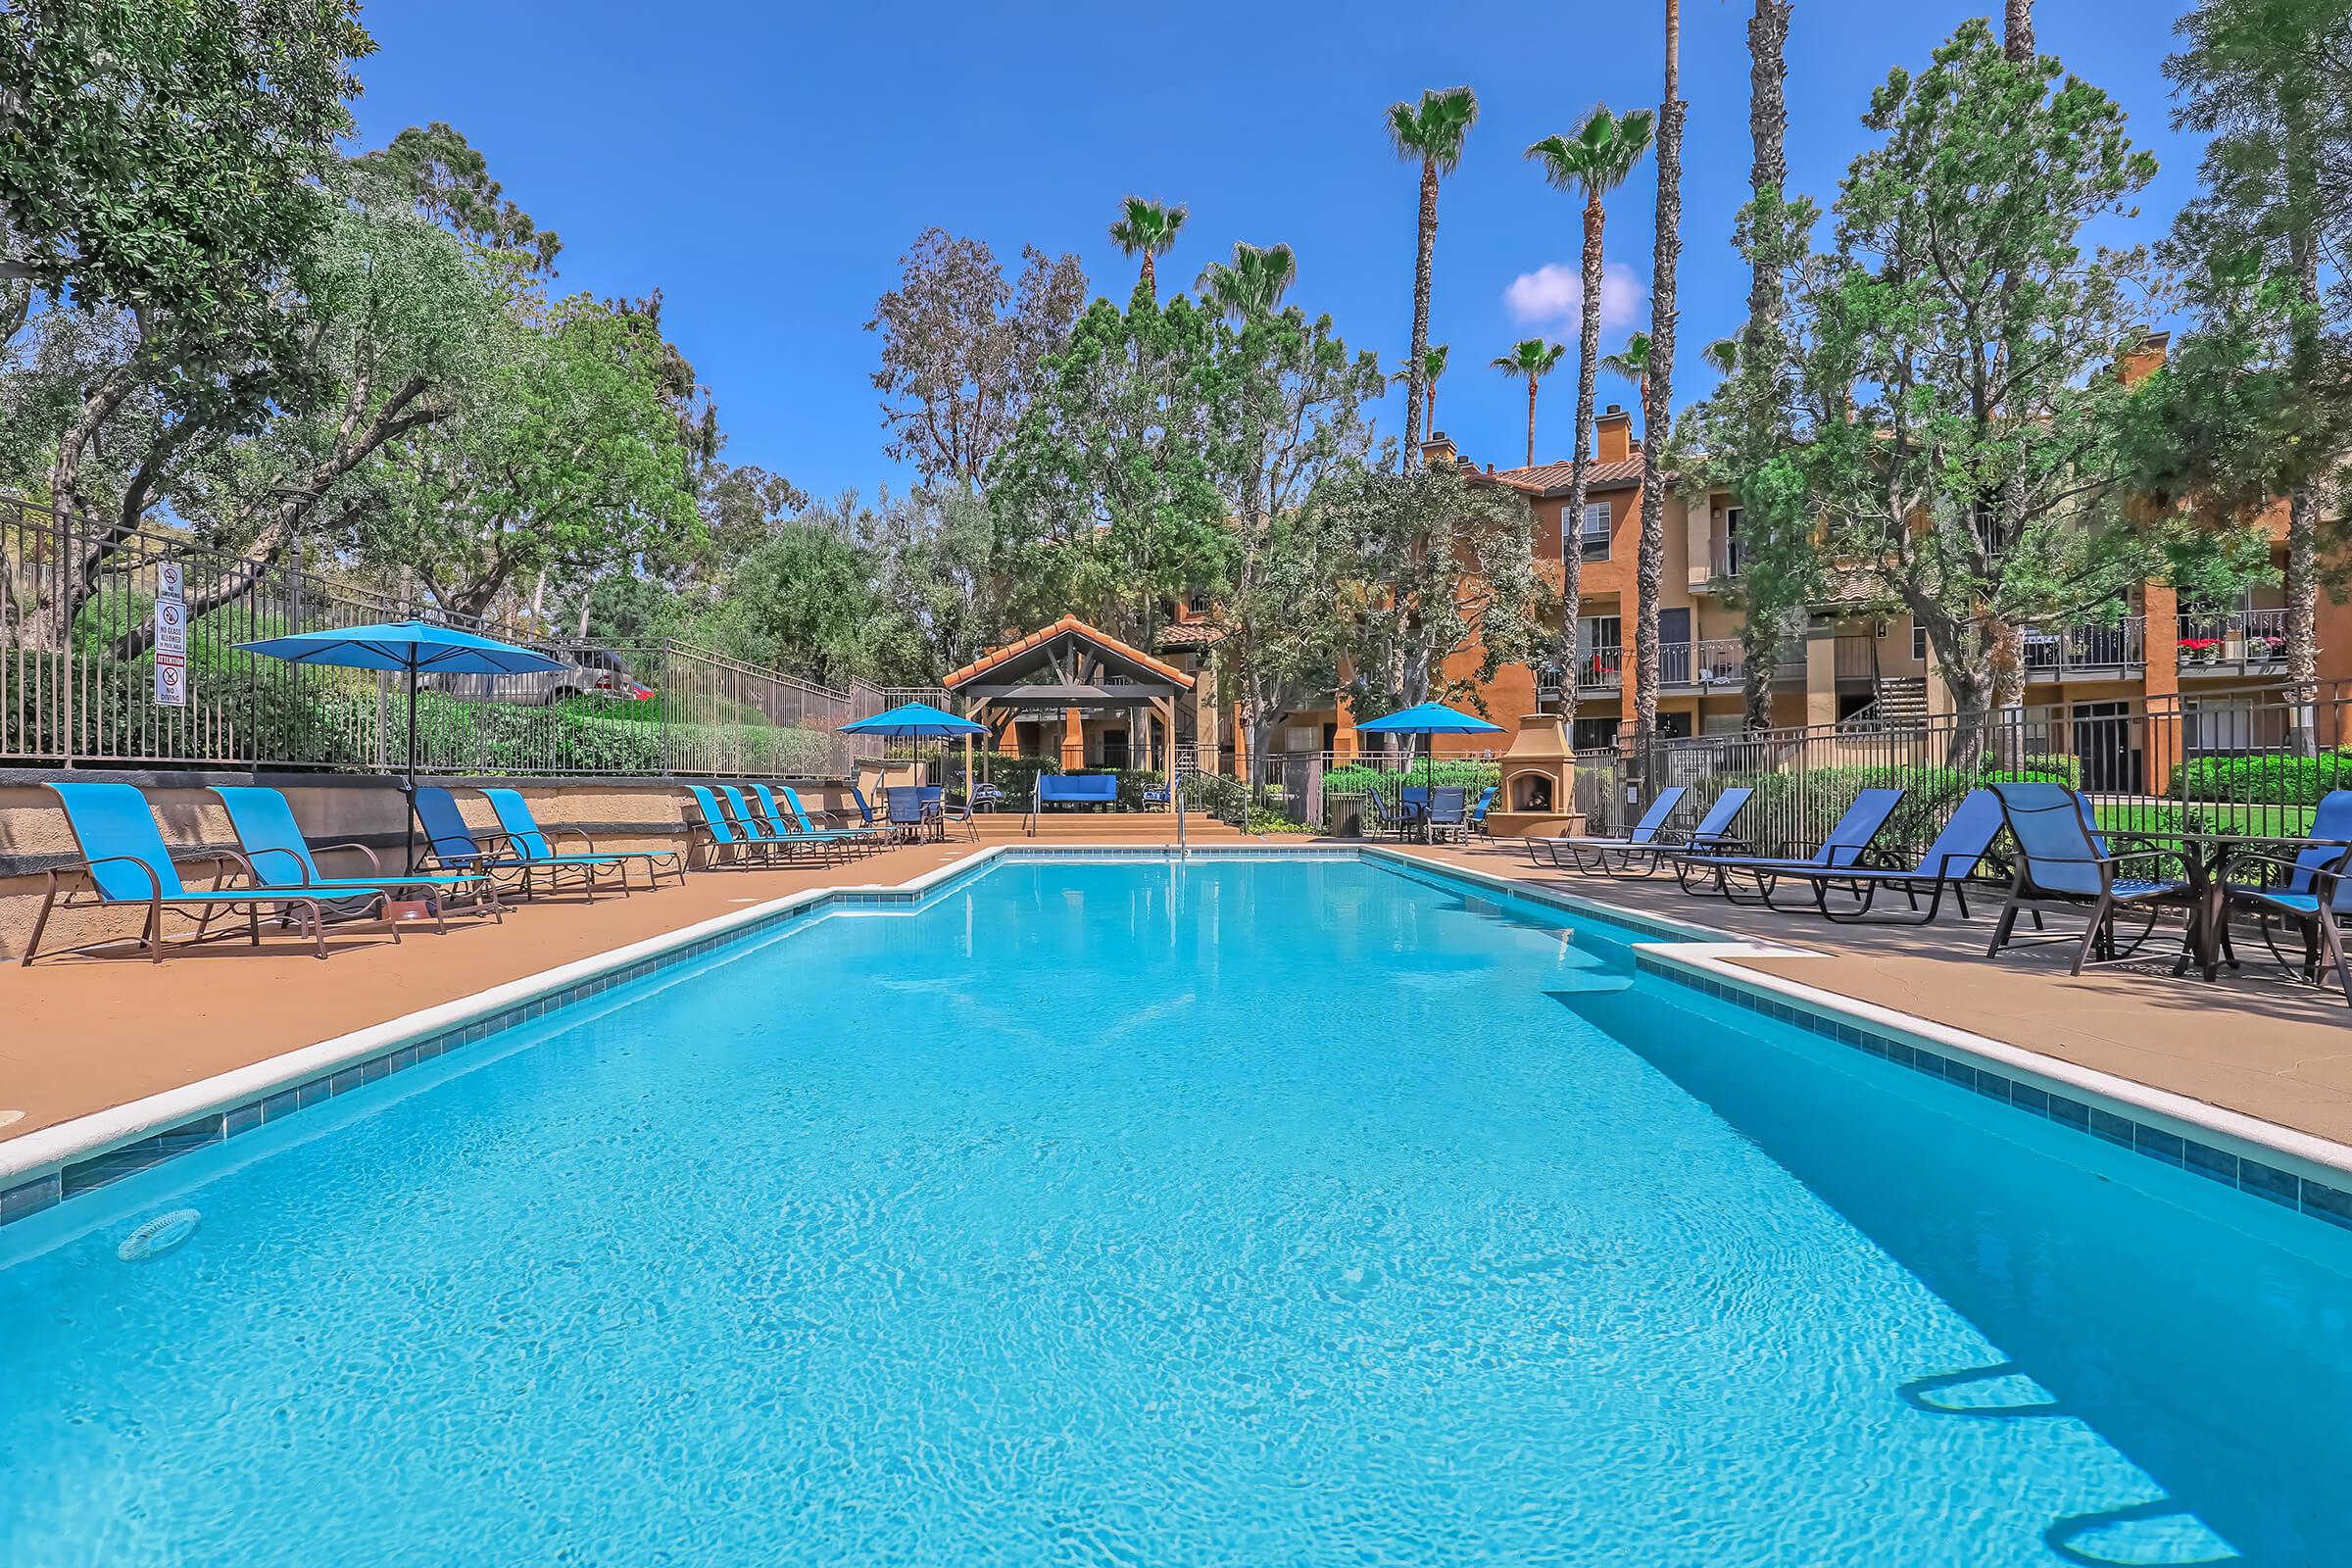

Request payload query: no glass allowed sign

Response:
[154,563,187,708]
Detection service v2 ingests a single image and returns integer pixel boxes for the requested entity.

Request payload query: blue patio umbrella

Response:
[1355,701,1504,813]
[841,702,989,799]
[236,618,564,865]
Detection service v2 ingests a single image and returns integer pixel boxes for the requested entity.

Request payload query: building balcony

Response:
[2177,610,2291,677]
[2022,617,2146,680]
[1535,638,1761,700]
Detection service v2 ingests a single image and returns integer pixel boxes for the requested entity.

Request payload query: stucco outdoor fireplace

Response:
[1485,713,1584,841]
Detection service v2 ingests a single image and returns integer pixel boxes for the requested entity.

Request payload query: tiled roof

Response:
[1154,620,1225,649]
[1484,455,1649,496]
[943,612,1197,691]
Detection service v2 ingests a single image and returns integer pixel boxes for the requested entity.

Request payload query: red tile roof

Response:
[1154,620,1225,649]
[1483,455,1649,497]
[943,613,1197,691]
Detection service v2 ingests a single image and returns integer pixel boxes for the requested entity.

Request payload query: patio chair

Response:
[415,788,652,903]
[1358,788,1402,841]
[481,787,686,897]
[23,781,397,964]
[1398,785,1431,836]
[1525,785,1688,870]
[683,784,763,870]
[716,784,808,865]
[1985,783,2199,972]
[1671,788,1907,903]
[886,786,932,842]
[1759,789,2008,923]
[1468,786,1497,836]
[2219,789,2352,1006]
[1425,786,1470,842]
[1586,787,1754,879]
[210,785,502,929]
[764,784,876,858]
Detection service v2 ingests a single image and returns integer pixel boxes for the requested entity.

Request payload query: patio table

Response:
[2140,830,2352,982]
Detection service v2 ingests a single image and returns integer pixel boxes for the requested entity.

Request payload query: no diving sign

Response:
[153,564,187,708]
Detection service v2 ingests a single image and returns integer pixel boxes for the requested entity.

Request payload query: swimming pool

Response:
[1,854,2346,1564]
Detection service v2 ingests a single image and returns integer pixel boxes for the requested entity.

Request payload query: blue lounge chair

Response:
[24,782,397,964]
[483,788,685,895]
[210,785,502,928]
[1761,789,2008,923]
[1526,785,1689,870]
[715,784,802,864]
[1986,783,2197,971]
[1593,787,1754,879]
[1468,786,1497,836]
[1672,788,1907,902]
[2221,790,2352,1005]
[415,787,664,902]
[684,784,762,869]
[761,784,872,858]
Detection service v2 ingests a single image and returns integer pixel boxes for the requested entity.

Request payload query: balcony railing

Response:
[2022,616,2146,679]
[2177,609,2290,675]
[1535,640,1750,698]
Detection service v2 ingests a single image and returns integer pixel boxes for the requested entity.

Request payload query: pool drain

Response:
[117,1209,202,1262]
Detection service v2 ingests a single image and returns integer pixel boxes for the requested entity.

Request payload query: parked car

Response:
[428,647,654,706]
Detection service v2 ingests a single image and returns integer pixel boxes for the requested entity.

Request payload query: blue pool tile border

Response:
[1638,951,2352,1235]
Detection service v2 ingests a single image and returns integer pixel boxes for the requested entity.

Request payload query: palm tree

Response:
[1196,241,1297,319]
[1391,344,1451,433]
[1736,0,1793,733]
[2004,0,2034,61]
[1492,340,1567,467]
[1601,332,1652,413]
[1387,86,1480,466]
[1527,106,1653,723]
[1108,196,1189,299]
[1633,0,1688,771]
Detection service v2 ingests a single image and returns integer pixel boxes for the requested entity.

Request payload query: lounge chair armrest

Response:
[242,844,318,883]
[541,825,599,853]
[311,839,387,877]
[81,853,166,901]
[2221,848,2352,886]
[208,847,268,890]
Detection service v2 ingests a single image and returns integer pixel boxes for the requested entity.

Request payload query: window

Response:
[1578,502,1612,560]
[1572,716,1621,752]
[1577,615,1621,657]
[1575,615,1623,688]
[1721,507,1745,576]
[1911,620,1929,662]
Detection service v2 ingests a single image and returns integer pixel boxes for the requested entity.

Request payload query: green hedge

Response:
[2170,752,2352,807]
[1697,755,2082,861]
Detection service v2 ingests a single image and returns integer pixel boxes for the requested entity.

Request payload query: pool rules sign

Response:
[153,564,187,708]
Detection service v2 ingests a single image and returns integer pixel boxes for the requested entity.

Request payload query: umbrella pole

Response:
[405,661,419,872]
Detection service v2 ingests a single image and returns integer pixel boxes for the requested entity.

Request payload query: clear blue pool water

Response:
[2,855,2348,1565]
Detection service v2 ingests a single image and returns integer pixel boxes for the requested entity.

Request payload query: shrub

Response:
[2170,752,2352,807]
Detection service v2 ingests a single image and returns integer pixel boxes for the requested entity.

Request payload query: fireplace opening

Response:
[1509,773,1554,812]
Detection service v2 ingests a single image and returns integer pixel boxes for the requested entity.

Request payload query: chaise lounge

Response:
[1669,788,1907,903]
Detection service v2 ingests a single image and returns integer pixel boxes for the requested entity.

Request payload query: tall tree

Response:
[2161,0,2352,751]
[348,122,561,271]
[1386,86,1480,467]
[1107,197,1189,300]
[1491,339,1567,467]
[2005,0,2035,62]
[865,228,1087,489]
[1633,0,1688,766]
[1601,332,1652,411]
[1787,23,2229,762]
[1196,242,1298,319]
[1528,106,1654,726]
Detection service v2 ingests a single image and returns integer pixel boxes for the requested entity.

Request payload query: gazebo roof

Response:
[944,614,1196,698]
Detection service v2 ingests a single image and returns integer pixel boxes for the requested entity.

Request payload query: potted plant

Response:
[2249,633,2287,663]
[2178,636,2223,666]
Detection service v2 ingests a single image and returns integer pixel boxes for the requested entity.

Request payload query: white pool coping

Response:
[8,841,2352,1209]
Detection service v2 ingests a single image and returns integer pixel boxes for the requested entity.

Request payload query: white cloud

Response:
[1503,261,1645,339]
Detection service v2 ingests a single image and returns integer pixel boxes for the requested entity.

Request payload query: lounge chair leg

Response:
[2325,917,2352,1008]
[2073,898,2111,976]
[21,873,61,966]
[147,900,165,963]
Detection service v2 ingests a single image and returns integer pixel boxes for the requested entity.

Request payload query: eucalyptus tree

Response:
[1108,197,1190,300]
[1633,0,1690,763]
[1528,105,1653,722]
[1386,86,1480,466]
[1196,242,1298,319]
[1492,339,1567,467]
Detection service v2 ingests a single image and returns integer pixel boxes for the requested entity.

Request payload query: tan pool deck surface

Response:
[4,831,2351,1154]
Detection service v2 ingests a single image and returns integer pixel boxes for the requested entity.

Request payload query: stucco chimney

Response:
[2119,327,2171,388]
[1420,430,1459,469]
[1596,405,1633,465]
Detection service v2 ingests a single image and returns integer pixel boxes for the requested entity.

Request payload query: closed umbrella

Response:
[236,618,564,867]
[1354,701,1503,834]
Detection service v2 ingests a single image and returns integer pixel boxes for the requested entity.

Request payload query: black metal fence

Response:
[1,497,883,778]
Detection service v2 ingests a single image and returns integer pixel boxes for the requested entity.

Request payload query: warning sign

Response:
[153,563,187,708]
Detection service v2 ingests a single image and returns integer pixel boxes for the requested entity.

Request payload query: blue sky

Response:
[348,1,2205,499]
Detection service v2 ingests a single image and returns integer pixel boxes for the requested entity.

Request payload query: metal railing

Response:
[2022,616,2147,678]
[2177,610,2291,676]
[1606,681,2345,866]
[1,497,882,777]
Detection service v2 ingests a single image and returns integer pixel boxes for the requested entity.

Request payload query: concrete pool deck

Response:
[4,832,2350,1156]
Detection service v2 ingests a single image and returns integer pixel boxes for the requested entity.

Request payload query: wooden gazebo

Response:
[943,615,1195,775]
